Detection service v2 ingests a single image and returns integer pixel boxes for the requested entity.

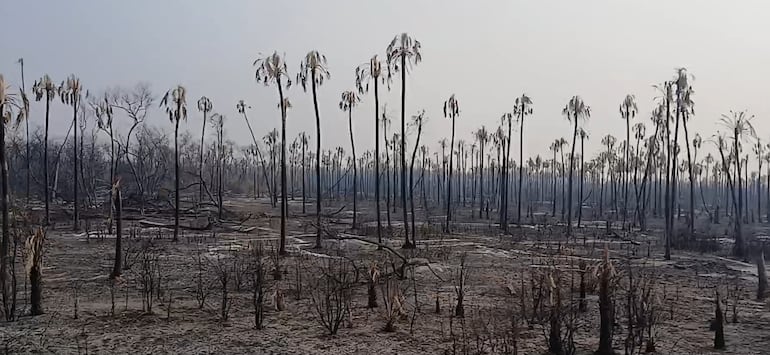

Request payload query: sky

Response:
[2,0,769,168]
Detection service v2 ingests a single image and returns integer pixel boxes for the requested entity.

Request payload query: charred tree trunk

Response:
[110,187,123,279]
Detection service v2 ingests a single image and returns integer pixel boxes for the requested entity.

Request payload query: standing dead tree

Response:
[713,290,725,349]
[211,250,236,321]
[367,261,380,309]
[109,84,154,214]
[310,256,352,335]
[595,247,616,355]
[251,242,267,329]
[454,253,468,318]
[25,227,45,316]
[110,180,123,279]
[138,241,161,314]
[757,249,767,300]
[380,275,405,332]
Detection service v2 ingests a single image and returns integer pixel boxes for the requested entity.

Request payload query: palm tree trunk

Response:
[108,127,115,234]
[503,118,513,231]
[409,124,422,245]
[20,62,29,205]
[374,80,382,246]
[756,162,761,224]
[44,99,50,226]
[567,116,578,236]
[552,150,557,217]
[200,110,207,202]
[578,134,585,227]
[73,100,79,231]
[518,112,524,224]
[399,57,411,248]
[446,118,455,233]
[111,187,122,279]
[561,150,566,220]
[624,113,630,230]
[664,89,672,260]
[0,106,10,320]
[302,139,306,213]
[348,108,357,229]
[682,114,695,237]
[173,118,180,242]
[218,125,224,220]
[385,127,391,229]
[312,72,323,249]
[479,139,485,219]
[278,81,288,255]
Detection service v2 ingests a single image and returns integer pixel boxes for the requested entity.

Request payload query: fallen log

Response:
[139,219,213,231]
[334,233,445,282]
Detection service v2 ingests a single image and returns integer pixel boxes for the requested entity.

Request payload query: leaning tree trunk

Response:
[348,107,357,229]
[199,109,207,203]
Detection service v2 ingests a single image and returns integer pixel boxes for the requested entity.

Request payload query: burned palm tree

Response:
[16,59,30,204]
[356,55,388,246]
[0,75,26,319]
[717,110,755,258]
[197,96,213,203]
[679,82,696,236]
[754,139,764,223]
[382,111,393,229]
[32,75,57,225]
[297,51,329,249]
[632,121,646,222]
[58,75,84,231]
[577,128,589,227]
[257,52,292,255]
[408,110,426,244]
[475,126,489,218]
[387,33,422,249]
[549,140,560,217]
[160,85,188,242]
[500,112,513,231]
[562,96,591,236]
[211,113,226,220]
[299,132,308,214]
[339,90,361,228]
[514,94,533,224]
[444,94,459,233]
[619,94,637,230]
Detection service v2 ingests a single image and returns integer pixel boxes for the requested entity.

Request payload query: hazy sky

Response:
[2,0,769,166]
